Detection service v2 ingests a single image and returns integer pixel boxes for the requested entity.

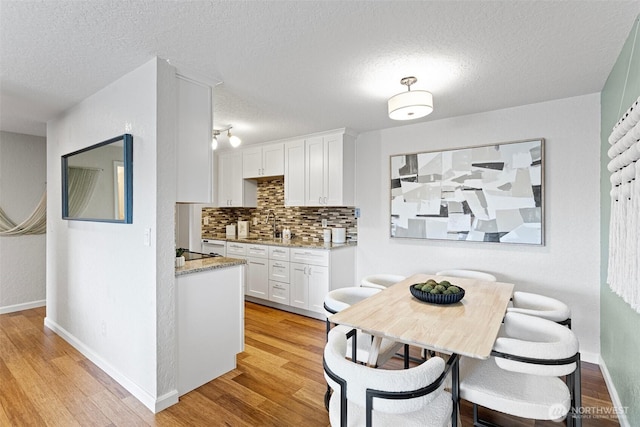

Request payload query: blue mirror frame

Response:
[61,134,133,223]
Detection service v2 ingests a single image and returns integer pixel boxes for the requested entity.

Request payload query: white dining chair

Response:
[324,287,405,367]
[436,269,497,282]
[459,312,581,426]
[323,327,454,427]
[508,291,572,328]
[360,274,407,290]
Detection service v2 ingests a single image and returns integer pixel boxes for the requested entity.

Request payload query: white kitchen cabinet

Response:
[269,281,290,305]
[217,151,257,207]
[284,140,306,206]
[177,264,244,396]
[226,241,247,258]
[289,248,331,314]
[176,74,213,203]
[245,244,269,299]
[242,143,284,178]
[268,246,290,305]
[242,243,356,320]
[290,261,329,314]
[304,131,355,206]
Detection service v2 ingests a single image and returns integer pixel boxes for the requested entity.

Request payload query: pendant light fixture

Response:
[387,76,433,121]
[211,125,241,150]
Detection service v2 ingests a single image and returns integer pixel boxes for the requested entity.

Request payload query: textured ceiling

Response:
[1,1,639,145]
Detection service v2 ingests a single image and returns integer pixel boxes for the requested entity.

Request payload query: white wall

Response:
[355,94,601,361]
[46,57,178,412]
[0,131,46,313]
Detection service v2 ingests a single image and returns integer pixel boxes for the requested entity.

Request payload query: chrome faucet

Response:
[264,210,278,238]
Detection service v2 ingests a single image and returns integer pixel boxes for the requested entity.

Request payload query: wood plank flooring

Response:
[0,303,620,426]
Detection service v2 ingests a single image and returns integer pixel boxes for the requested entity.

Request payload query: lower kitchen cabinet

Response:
[290,262,329,314]
[233,242,356,320]
[246,258,268,299]
[269,280,290,305]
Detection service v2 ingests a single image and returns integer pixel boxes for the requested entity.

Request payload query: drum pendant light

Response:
[388,76,433,121]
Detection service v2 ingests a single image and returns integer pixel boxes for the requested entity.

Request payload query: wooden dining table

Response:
[328,273,515,426]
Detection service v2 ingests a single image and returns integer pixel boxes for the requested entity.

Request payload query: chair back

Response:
[509,291,571,323]
[493,312,579,377]
[436,269,497,282]
[324,287,380,315]
[360,274,407,289]
[323,328,446,414]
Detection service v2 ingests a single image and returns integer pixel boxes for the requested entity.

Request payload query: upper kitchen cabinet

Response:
[176,74,213,203]
[217,151,257,207]
[242,143,284,178]
[304,130,355,206]
[283,140,305,206]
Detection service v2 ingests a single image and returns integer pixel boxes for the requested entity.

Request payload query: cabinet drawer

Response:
[269,260,290,283]
[269,281,290,305]
[269,246,290,261]
[246,244,268,259]
[290,248,329,266]
[226,242,246,256]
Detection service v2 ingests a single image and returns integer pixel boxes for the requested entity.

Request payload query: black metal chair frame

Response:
[324,302,410,367]
[469,350,582,427]
[323,344,458,427]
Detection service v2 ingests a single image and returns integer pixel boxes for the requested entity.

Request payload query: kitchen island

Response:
[175,256,246,396]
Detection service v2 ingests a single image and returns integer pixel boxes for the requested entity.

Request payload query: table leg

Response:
[452,354,459,427]
[367,336,382,367]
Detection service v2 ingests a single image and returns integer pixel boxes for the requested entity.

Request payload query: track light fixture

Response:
[211,125,241,150]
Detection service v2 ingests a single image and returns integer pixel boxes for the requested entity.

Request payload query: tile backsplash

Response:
[201,177,357,241]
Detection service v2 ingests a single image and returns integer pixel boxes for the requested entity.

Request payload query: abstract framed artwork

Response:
[390,138,544,245]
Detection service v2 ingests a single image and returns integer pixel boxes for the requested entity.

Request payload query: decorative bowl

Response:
[409,284,465,305]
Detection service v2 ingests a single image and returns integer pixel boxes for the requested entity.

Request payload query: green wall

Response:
[600,15,640,426]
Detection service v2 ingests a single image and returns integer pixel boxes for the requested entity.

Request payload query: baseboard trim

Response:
[580,350,599,364]
[599,356,630,427]
[244,296,325,321]
[0,299,46,315]
[43,316,178,413]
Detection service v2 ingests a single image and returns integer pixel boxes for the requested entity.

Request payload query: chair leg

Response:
[573,354,582,427]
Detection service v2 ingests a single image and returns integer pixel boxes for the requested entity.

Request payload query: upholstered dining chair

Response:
[323,328,454,427]
[324,287,405,367]
[508,291,572,328]
[436,269,497,282]
[459,312,582,427]
[360,274,407,290]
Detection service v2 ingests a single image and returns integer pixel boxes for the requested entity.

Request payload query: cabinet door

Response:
[284,140,305,206]
[308,265,329,314]
[246,257,269,299]
[324,134,344,206]
[242,147,263,178]
[176,76,212,203]
[290,262,309,309]
[262,143,284,176]
[305,136,325,206]
[218,152,244,207]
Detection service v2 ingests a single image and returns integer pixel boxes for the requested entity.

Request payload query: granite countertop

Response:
[212,236,357,250]
[175,256,246,276]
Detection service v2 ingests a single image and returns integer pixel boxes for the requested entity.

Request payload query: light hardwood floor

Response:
[0,303,619,426]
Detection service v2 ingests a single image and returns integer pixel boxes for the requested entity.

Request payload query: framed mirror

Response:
[62,134,133,223]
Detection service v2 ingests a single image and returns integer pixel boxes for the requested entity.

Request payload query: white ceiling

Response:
[1,1,639,145]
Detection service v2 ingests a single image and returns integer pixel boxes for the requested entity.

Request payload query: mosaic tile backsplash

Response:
[202,177,357,242]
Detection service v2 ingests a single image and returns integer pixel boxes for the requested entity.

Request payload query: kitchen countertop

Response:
[205,236,357,250]
[175,256,246,276]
